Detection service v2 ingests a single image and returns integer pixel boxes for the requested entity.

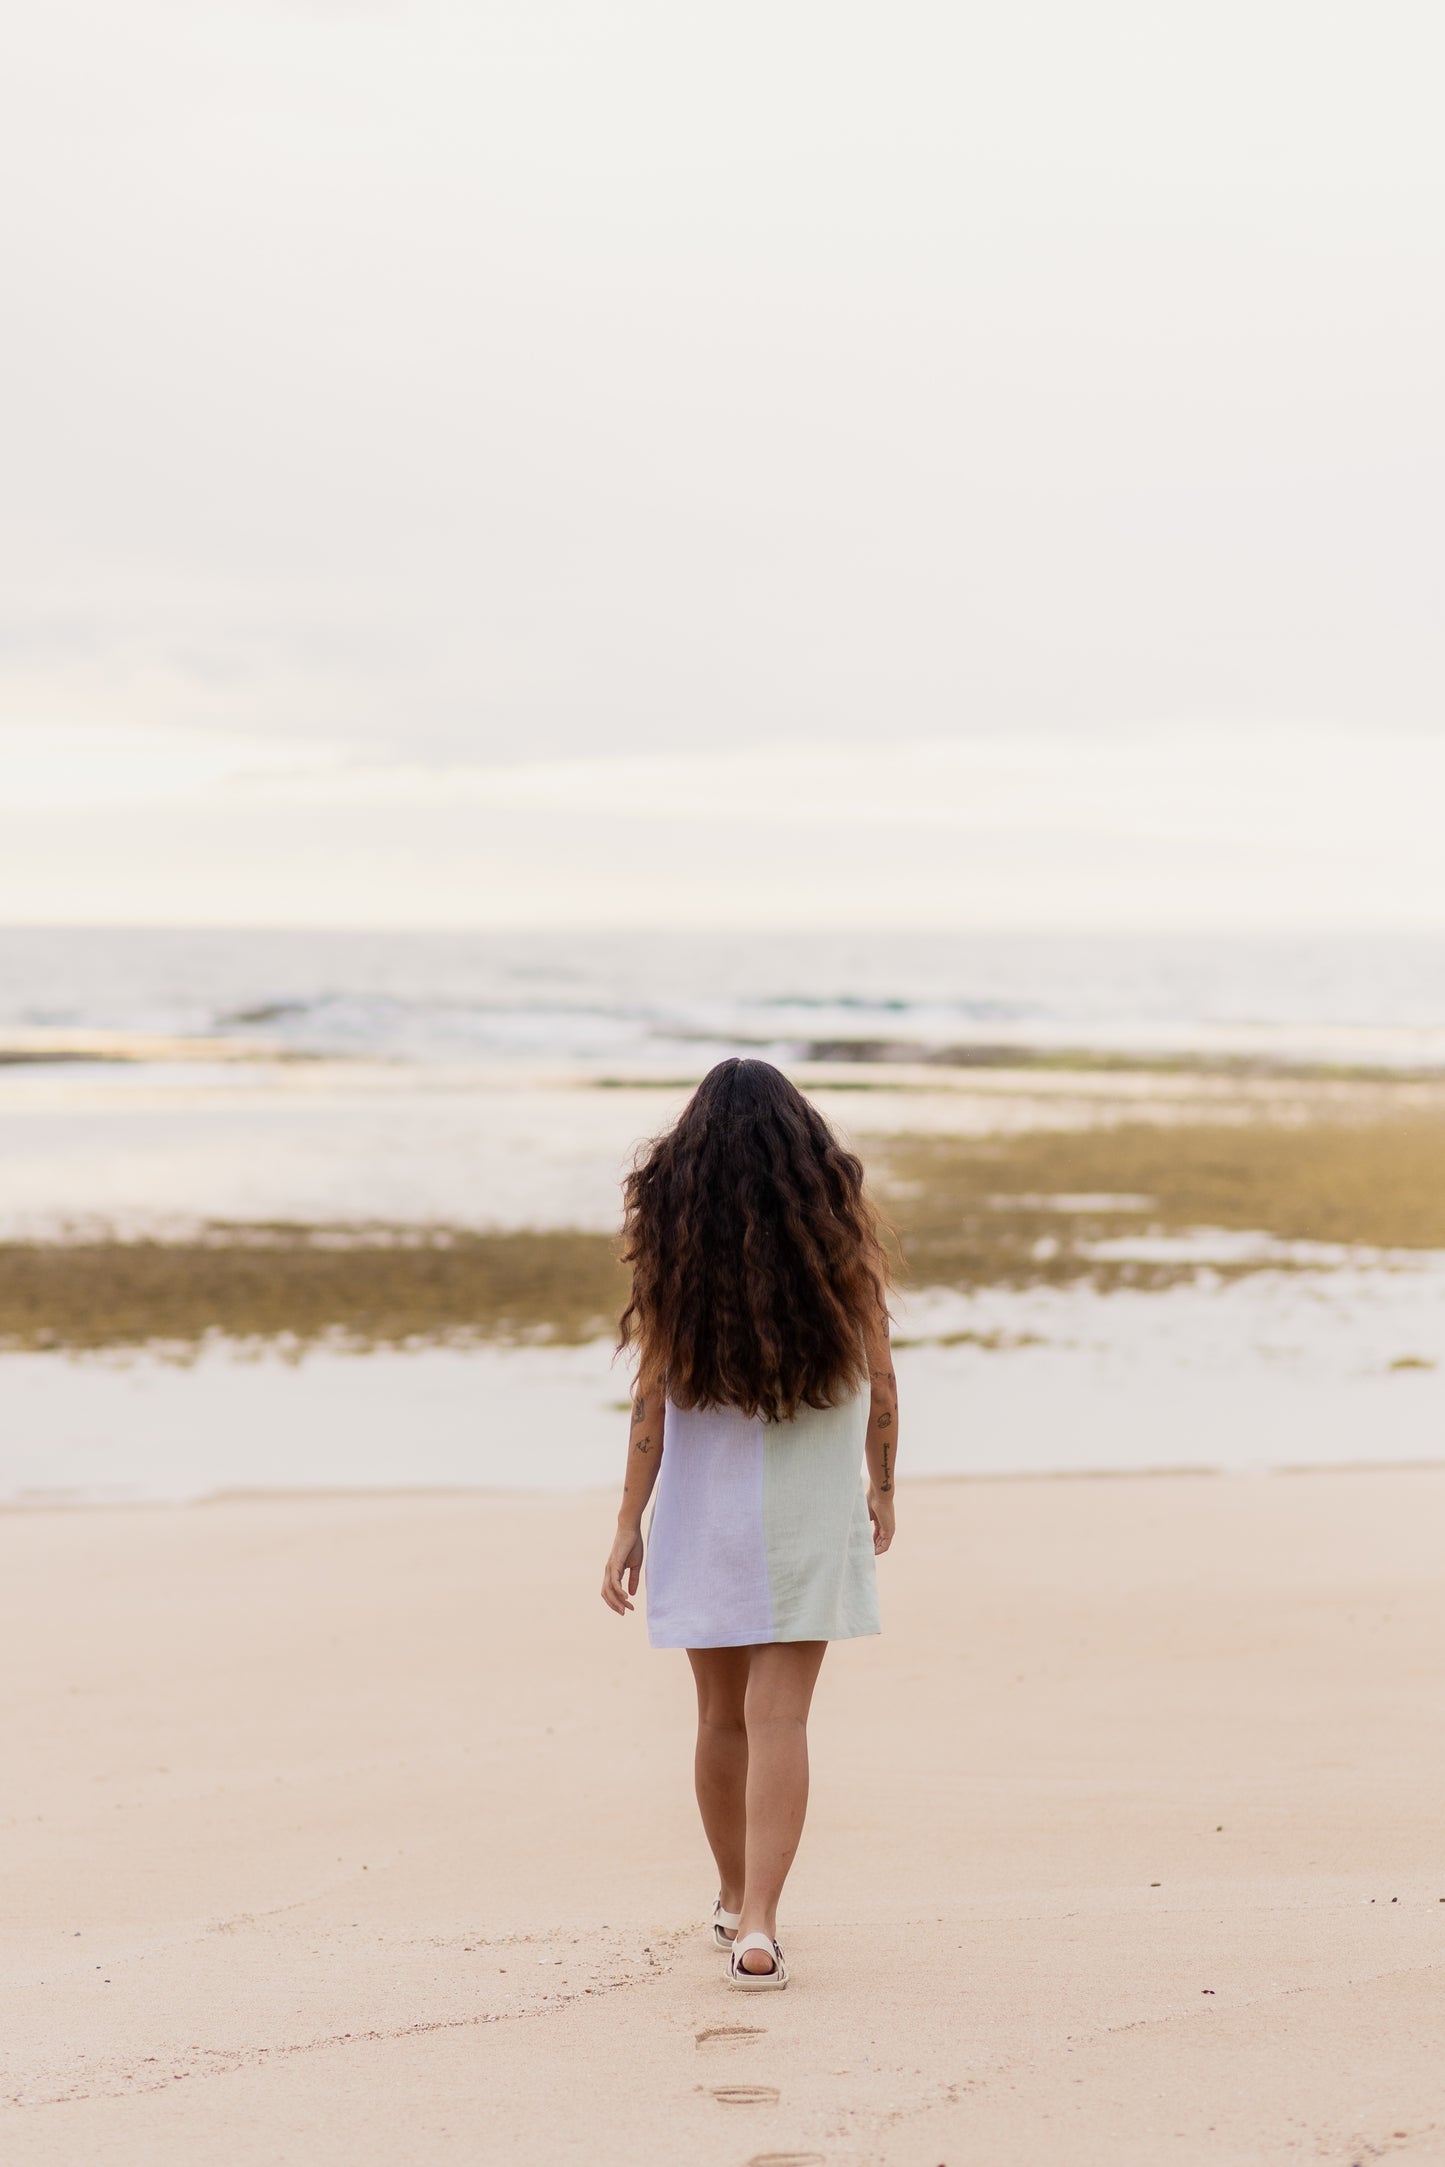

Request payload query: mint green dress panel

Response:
[760,1387,880,1642]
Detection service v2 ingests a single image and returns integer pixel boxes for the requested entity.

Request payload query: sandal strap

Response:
[714,1900,742,1929]
[731,1932,779,1963]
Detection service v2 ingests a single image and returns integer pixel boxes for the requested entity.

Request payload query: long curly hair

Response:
[617,1058,891,1422]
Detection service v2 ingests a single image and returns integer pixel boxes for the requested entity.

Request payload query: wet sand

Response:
[5,1470,1444,2165]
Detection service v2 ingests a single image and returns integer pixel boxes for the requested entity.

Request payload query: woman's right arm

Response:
[600,1365,665,1615]
[862,1307,898,1554]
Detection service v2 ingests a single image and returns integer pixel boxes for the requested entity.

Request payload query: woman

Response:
[600,1057,898,1990]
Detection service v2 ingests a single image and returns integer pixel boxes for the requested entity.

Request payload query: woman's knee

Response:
[745,1719,807,1766]
[697,1698,748,1740]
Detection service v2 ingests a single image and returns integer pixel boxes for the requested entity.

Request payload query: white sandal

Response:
[727,1932,788,1990]
[712,1897,742,1950]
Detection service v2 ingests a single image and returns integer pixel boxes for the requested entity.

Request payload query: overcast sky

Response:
[2,1,1442,926]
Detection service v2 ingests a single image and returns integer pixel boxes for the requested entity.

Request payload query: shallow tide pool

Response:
[5,1266,1441,1507]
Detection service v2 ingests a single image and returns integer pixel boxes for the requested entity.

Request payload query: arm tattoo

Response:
[880,1440,893,1491]
[630,1393,647,1425]
[633,1433,655,1455]
[876,1411,892,1427]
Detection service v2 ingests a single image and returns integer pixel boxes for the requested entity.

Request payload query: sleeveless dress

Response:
[644,1386,880,1649]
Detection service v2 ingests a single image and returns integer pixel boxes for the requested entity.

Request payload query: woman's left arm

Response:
[862,1305,898,1554]
[600,1367,665,1615]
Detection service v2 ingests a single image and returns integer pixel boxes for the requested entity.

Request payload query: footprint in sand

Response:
[709,2084,781,2105]
[695,2025,767,2047]
[744,2153,825,2166]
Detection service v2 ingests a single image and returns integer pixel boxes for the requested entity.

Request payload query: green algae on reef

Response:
[5,1104,1445,1356]
[0,1226,628,1357]
[877,1113,1445,1292]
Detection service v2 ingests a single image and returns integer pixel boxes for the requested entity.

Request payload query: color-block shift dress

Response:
[644,1387,880,1649]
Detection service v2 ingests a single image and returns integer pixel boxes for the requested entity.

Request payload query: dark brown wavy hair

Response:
[617,1058,890,1422]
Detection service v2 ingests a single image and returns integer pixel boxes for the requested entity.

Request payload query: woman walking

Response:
[600,1058,898,1989]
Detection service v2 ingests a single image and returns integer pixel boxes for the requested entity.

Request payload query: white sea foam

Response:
[3,926,1445,1072]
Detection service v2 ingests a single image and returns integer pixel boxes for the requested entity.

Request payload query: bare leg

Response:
[686,1646,752,1920]
[737,1640,827,1972]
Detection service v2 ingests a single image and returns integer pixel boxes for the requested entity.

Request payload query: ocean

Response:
[3,925,1444,1072]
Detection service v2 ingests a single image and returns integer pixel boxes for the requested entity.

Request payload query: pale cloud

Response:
[1,0,1442,777]
[1,723,347,809]
[0,722,1439,929]
[2,5,1441,934]
[252,730,1441,861]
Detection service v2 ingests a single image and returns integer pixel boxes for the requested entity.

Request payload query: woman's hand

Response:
[601,1524,645,1614]
[867,1487,896,1555]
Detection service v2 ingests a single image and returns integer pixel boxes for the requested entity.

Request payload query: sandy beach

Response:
[6,1469,1444,2165]
[5,949,1445,2157]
